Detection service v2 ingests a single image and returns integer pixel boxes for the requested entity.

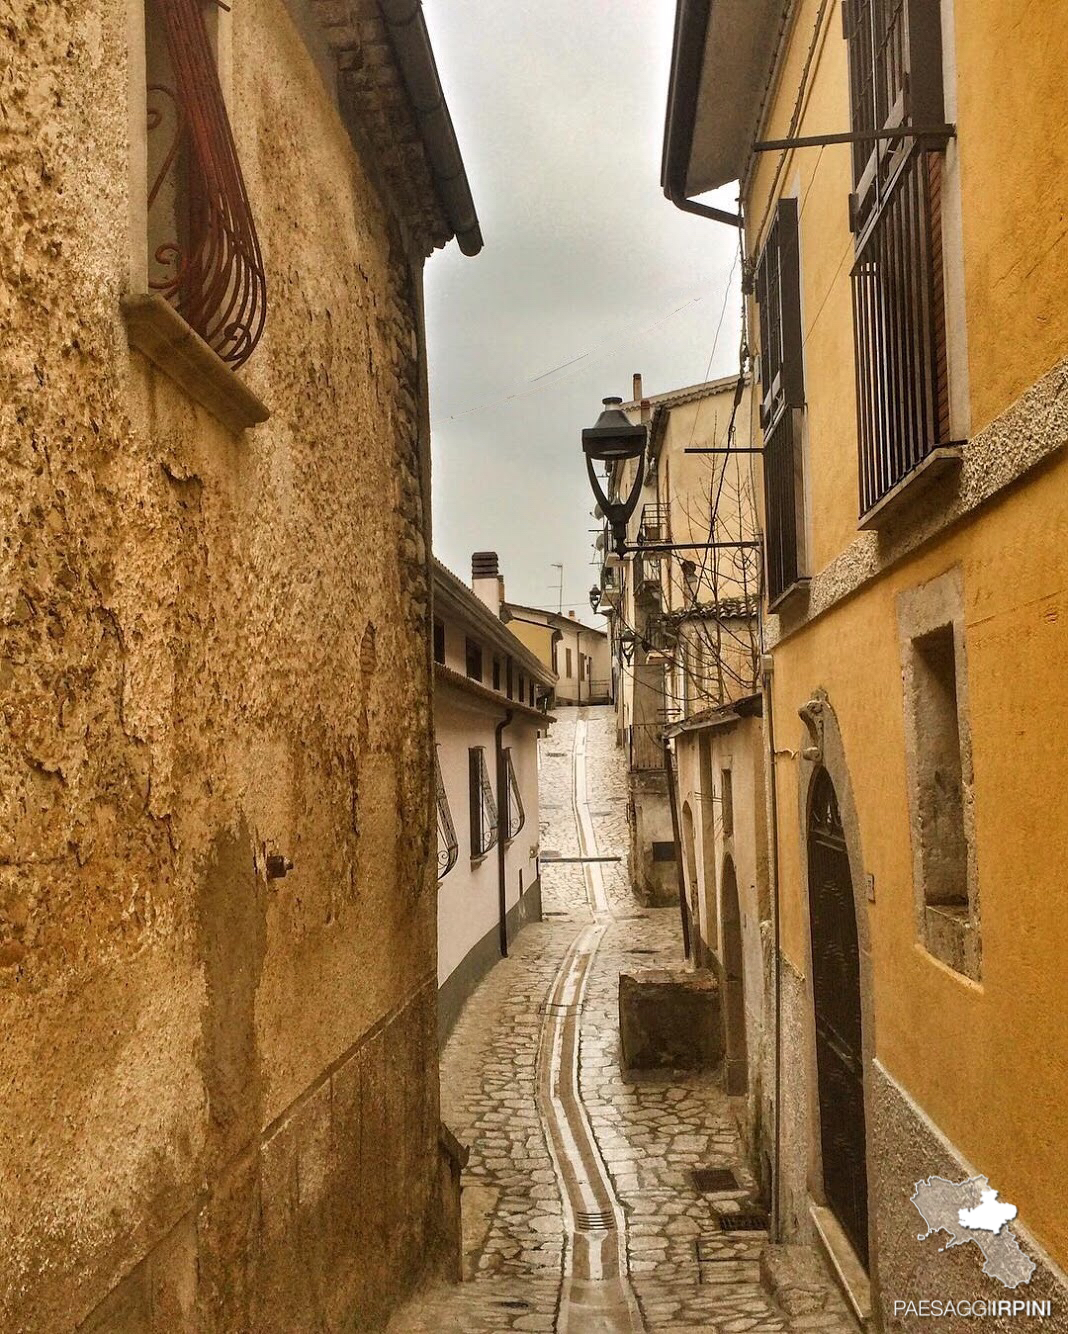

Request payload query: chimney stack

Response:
[471,551,505,618]
[632,372,643,402]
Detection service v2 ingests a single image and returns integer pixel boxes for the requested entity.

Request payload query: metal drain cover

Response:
[576,1210,615,1232]
[692,1166,739,1193]
[495,1299,531,1311]
[717,1211,769,1232]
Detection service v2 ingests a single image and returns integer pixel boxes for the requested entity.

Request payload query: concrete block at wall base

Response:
[760,1244,832,1317]
[437,1123,469,1284]
[619,969,724,1073]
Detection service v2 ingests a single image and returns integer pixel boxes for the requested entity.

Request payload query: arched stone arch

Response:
[796,689,879,1284]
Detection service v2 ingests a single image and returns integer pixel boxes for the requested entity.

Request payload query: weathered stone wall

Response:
[0,1,446,1328]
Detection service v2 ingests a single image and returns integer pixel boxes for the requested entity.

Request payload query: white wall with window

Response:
[432,560,554,1042]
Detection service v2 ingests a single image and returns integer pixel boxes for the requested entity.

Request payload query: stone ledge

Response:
[122,292,270,434]
[810,1203,872,1326]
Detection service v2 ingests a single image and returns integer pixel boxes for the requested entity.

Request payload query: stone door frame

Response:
[795,690,880,1295]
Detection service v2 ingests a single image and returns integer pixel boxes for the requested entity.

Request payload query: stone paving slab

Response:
[389,709,856,1334]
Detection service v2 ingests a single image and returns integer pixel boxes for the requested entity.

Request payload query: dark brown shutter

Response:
[469,748,482,855]
[926,151,951,442]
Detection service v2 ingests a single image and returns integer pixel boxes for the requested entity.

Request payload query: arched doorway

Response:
[807,766,869,1268]
[720,856,747,1095]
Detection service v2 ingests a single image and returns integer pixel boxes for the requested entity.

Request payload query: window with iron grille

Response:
[435,748,458,880]
[465,637,483,681]
[468,747,498,858]
[843,0,952,516]
[755,198,807,604]
[502,748,525,841]
[144,0,266,368]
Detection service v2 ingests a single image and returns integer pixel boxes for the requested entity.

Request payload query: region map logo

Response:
[911,1175,1036,1289]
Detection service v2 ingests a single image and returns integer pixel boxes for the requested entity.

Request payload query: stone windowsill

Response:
[768,576,811,615]
[122,292,270,434]
[857,445,962,531]
[924,901,979,980]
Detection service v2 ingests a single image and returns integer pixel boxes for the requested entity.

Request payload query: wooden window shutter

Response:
[755,199,804,432]
[468,748,482,856]
[147,0,267,367]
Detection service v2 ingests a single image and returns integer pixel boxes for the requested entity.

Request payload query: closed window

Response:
[720,768,734,838]
[565,647,573,678]
[468,747,498,858]
[465,637,483,682]
[755,197,806,605]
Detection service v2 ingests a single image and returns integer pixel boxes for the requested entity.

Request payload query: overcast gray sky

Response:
[422,0,740,619]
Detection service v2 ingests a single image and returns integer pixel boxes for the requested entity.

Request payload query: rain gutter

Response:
[661,0,742,228]
[377,0,483,256]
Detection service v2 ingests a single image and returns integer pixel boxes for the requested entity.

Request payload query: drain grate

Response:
[717,1211,769,1232]
[495,1299,531,1311]
[576,1209,615,1232]
[691,1166,739,1193]
[627,947,658,956]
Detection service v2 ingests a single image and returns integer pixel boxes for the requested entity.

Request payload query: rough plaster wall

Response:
[0,1,442,1328]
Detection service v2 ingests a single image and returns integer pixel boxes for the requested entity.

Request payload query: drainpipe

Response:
[495,710,514,957]
[763,653,784,1243]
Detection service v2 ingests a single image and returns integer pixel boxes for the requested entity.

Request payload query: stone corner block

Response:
[618,968,723,1073]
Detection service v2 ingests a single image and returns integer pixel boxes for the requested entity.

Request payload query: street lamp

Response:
[581,396,647,556]
[589,585,601,614]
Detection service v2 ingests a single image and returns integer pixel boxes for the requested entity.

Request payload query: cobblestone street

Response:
[389,707,856,1333]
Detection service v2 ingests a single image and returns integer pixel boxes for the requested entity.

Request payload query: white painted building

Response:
[432,557,556,1041]
[500,602,612,706]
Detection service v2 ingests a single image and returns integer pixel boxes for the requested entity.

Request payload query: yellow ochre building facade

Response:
[665,0,1068,1325]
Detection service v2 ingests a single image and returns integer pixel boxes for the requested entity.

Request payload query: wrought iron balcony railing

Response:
[638,503,670,544]
[852,144,951,517]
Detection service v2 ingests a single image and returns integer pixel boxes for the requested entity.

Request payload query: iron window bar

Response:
[469,747,498,858]
[844,0,954,516]
[503,749,525,841]
[147,0,266,368]
[435,749,458,881]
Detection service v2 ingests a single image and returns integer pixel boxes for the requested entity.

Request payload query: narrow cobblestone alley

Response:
[389,708,856,1334]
